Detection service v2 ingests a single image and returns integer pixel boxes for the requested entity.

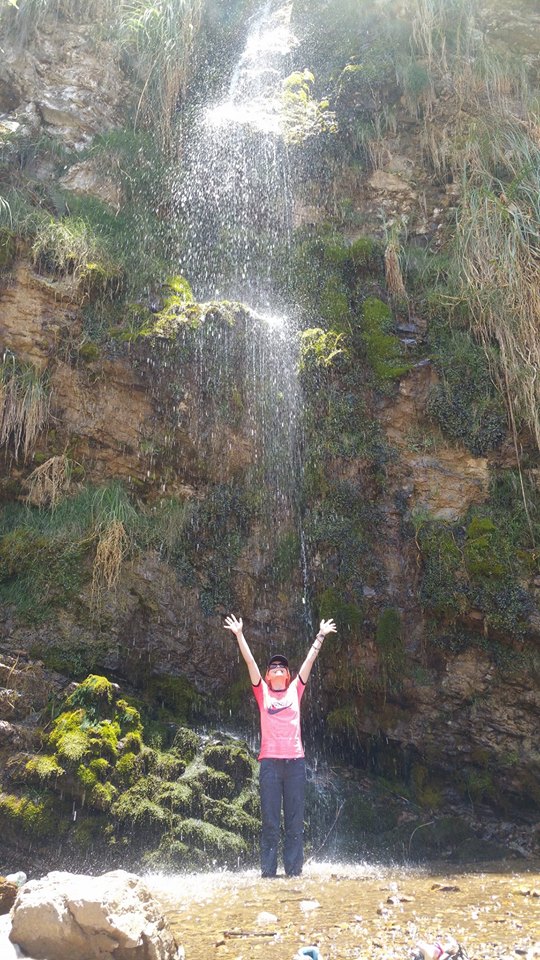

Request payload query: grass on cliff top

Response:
[116,0,204,146]
[390,0,540,455]
[0,121,178,297]
[455,160,540,453]
[412,117,540,458]
[0,478,254,622]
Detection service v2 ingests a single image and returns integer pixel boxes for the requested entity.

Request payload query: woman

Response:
[223,613,337,878]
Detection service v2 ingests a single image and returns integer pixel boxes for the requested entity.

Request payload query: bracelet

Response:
[316,633,324,641]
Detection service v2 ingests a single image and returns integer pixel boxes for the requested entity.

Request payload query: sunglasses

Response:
[268,664,287,671]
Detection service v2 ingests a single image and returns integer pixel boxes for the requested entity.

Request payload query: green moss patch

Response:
[203,743,255,784]
[0,791,61,840]
[375,607,405,692]
[427,326,506,454]
[416,487,538,644]
[12,676,260,869]
[361,297,410,382]
[175,817,248,860]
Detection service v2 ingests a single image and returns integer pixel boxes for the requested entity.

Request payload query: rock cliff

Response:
[0,0,538,867]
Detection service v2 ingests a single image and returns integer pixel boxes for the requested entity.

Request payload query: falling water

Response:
[174,0,311,618]
[176,0,296,304]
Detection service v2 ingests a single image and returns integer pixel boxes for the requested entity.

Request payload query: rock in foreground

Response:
[0,878,18,916]
[10,870,181,960]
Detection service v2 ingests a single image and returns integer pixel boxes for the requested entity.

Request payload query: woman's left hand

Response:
[319,618,337,636]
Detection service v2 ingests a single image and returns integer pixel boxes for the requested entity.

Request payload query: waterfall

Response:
[174,0,313,631]
[176,0,295,304]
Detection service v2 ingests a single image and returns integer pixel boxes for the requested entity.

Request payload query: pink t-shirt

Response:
[252,676,306,760]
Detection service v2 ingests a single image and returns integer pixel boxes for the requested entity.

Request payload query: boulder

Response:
[10,870,181,960]
[0,878,18,916]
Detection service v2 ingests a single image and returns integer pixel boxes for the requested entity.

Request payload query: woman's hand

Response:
[224,614,243,637]
[319,618,337,636]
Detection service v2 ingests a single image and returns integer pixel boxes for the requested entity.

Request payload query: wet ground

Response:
[150,861,540,960]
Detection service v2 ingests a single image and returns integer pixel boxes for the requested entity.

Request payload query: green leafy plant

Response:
[300,328,347,369]
[426,324,506,454]
[31,217,119,293]
[281,69,335,143]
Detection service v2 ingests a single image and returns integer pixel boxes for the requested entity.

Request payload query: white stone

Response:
[5,873,27,888]
[10,870,181,960]
[256,911,278,924]
[299,899,321,912]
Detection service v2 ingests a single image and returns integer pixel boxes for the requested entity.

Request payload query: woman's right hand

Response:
[224,614,243,637]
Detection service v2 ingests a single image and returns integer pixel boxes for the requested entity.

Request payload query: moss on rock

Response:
[0,792,60,840]
[361,297,410,382]
[175,817,248,861]
[203,743,255,784]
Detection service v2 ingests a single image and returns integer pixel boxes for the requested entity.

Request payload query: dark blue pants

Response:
[259,758,306,877]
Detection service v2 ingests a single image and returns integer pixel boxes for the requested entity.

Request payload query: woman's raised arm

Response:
[298,618,337,684]
[224,614,261,685]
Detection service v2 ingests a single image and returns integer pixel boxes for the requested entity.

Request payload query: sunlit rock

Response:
[60,160,123,209]
[0,690,21,721]
[0,20,133,149]
[10,870,182,960]
[256,910,278,924]
[0,878,17,916]
[368,170,417,198]
[478,0,540,61]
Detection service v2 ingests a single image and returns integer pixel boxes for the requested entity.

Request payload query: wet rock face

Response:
[0,258,155,484]
[0,0,539,841]
[392,650,540,810]
[0,260,258,490]
[0,18,133,150]
[0,274,302,690]
[381,366,491,521]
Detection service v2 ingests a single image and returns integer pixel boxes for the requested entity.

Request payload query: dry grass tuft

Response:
[0,355,49,462]
[119,0,204,148]
[456,181,540,451]
[92,519,129,602]
[385,241,408,301]
[384,222,408,302]
[403,0,539,466]
[25,455,72,509]
[88,483,138,607]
